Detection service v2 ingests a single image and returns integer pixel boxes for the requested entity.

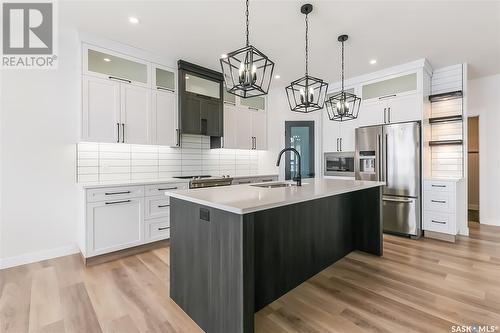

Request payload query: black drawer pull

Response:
[156,86,174,92]
[431,200,446,203]
[158,204,169,208]
[105,191,131,195]
[158,187,177,191]
[158,227,169,231]
[262,179,273,182]
[105,200,131,205]
[431,219,446,224]
[378,94,397,100]
[109,76,131,83]
[431,184,446,188]
[238,181,251,184]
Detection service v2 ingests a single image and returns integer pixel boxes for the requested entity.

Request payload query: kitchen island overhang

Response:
[168,179,384,333]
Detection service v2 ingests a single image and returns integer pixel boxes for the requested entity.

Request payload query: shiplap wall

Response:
[430,64,464,179]
[77,134,259,182]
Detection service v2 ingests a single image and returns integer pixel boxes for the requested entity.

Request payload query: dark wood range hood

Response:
[178,60,224,138]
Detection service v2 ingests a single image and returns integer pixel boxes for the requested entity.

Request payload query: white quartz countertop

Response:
[166,179,385,214]
[77,174,278,189]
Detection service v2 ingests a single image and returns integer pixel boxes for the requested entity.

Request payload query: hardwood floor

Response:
[2,222,500,333]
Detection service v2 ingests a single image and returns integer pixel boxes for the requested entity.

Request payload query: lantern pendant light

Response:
[220,0,275,98]
[325,35,361,121]
[285,4,328,113]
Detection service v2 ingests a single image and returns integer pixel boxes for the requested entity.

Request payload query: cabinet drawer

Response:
[233,178,252,185]
[424,191,455,213]
[423,211,453,234]
[145,196,170,219]
[424,180,455,193]
[255,176,278,183]
[145,182,188,197]
[145,218,170,243]
[86,185,144,203]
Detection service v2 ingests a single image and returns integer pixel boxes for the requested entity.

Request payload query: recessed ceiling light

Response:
[220,54,228,59]
[103,58,111,62]
[274,74,281,79]
[185,75,190,80]
[128,16,139,24]
[369,59,377,65]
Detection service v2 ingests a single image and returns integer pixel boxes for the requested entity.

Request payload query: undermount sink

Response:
[251,182,298,188]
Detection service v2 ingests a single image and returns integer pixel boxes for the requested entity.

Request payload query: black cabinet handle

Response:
[262,179,273,182]
[340,138,343,151]
[158,187,177,191]
[105,200,131,205]
[431,200,446,203]
[158,204,169,208]
[158,227,169,231]
[432,184,446,188]
[105,191,131,195]
[383,108,387,124]
[157,86,174,92]
[116,123,120,143]
[109,76,131,84]
[122,123,125,143]
[238,180,251,184]
[176,129,180,147]
[379,94,396,100]
[388,107,391,123]
[431,219,446,224]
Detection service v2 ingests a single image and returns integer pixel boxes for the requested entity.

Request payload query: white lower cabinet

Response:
[86,197,144,256]
[423,179,458,238]
[83,181,188,258]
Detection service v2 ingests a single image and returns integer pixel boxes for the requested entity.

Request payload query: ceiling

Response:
[61,1,500,86]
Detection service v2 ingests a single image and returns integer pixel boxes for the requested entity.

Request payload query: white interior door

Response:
[121,85,152,144]
[86,198,144,256]
[153,90,177,146]
[236,107,253,149]
[251,109,267,150]
[223,104,238,149]
[82,76,121,143]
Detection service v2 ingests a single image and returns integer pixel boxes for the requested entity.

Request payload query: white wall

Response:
[260,87,323,180]
[0,28,81,268]
[468,74,500,226]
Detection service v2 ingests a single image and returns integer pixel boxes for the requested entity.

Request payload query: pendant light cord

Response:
[305,13,309,76]
[341,40,345,92]
[245,0,250,46]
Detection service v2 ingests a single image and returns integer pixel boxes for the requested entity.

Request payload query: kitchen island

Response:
[167,179,384,333]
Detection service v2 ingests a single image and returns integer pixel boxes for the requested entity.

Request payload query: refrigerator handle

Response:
[377,134,382,181]
[385,133,389,187]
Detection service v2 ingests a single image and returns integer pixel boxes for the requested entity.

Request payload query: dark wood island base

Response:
[170,186,383,333]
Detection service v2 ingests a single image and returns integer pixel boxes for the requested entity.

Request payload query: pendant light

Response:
[325,35,361,121]
[220,0,275,98]
[285,4,328,113]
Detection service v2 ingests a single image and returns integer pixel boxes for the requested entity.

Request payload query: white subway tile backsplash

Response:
[77,135,259,182]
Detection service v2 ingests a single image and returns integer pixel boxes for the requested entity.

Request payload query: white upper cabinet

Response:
[362,73,417,101]
[222,103,238,149]
[240,96,266,111]
[153,65,176,92]
[84,45,150,88]
[385,93,421,123]
[120,85,152,144]
[251,109,267,150]
[153,90,178,146]
[236,108,253,150]
[82,75,121,143]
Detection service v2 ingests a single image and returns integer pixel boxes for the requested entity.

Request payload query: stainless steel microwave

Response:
[324,152,355,177]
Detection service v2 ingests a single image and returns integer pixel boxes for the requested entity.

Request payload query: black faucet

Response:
[276,147,302,186]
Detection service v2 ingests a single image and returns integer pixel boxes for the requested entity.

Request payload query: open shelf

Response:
[429,140,463,146]
[429,115,463,124]
[429,90,463,102]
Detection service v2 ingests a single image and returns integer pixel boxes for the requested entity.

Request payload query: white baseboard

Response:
[480,218,500,227]
[0,244,80,270]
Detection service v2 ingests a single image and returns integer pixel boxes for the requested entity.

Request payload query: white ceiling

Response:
[61,1,500,86]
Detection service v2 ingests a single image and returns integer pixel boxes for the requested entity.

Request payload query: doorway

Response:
[468,116,479,222]
[284,121,315,180]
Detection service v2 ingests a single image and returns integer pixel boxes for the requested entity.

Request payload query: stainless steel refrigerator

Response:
[355,121,421,238]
